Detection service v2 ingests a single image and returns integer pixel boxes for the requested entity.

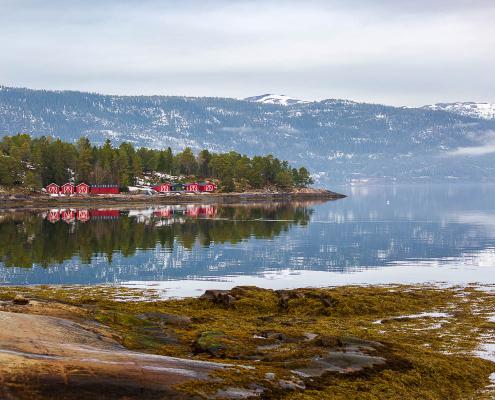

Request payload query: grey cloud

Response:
[0,0,494,105]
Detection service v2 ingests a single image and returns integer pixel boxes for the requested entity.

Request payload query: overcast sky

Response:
[1,0,494,106]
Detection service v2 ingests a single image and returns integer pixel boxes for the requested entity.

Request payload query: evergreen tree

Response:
[76,137,93,183]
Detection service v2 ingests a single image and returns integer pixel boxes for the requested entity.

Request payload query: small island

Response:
[0,134,345,208]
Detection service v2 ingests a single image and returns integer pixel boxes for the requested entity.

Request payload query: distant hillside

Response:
[1,85,495,184]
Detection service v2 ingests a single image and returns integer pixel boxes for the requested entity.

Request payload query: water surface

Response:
[1,184,494,296]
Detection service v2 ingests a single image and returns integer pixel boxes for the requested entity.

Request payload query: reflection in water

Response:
[0,203,313,270]
[1,184,495,289]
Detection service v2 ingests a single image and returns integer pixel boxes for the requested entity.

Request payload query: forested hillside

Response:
[2,86,495,183]
[0,134,312,191]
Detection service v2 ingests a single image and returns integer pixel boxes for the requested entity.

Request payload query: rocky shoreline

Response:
[0,188,346,209]
[0,284,494,399]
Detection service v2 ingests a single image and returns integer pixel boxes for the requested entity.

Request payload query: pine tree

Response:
[76,137,93,183]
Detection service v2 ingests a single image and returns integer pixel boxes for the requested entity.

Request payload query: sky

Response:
[0,0,494,106]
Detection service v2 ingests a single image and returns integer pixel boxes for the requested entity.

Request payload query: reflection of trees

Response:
[0,204,313,268]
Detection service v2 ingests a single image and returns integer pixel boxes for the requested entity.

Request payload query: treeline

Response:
[0,134,313,191]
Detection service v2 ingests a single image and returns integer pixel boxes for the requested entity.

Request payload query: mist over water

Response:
[1,184,495,295]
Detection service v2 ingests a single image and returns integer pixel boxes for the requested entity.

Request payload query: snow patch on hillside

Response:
[244,94,309,106]
[424,102,495,120]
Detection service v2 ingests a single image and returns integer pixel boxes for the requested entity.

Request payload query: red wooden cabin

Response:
[152,183,172,193]
[46,183,60,195]
[61,183,75,195]
[198,182,217,192]
[76,183,90,195]
[90,185,120,195]
[184,182,200,192]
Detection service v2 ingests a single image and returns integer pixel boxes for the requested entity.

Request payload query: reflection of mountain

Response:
[0,204,313,268]
[0,185,494,286]
[300,184,495,272]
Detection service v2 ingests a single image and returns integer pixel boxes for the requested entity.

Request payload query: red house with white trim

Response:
[76,183,90,195]
[198,182,217,192]
[46,183,60,195]
[90,185,119,195]
[152,183,172,193]
[184,182,199,192]
[61,183,75,195]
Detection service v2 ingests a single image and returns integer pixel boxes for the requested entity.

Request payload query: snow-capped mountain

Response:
[2,85,495,184]
[244,94,309,106]
[423,102,495,120]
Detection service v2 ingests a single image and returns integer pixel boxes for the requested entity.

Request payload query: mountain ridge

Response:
[1,85,495,184]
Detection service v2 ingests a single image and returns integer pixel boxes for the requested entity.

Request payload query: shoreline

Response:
[0,188,346,209]
[0,283,493,399]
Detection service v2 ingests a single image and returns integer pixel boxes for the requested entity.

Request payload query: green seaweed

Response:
[1,284,494,399]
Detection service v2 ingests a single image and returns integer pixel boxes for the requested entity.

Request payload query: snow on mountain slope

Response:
[424,102,495,120]
[244,94,309,106]
[2,85,495,183]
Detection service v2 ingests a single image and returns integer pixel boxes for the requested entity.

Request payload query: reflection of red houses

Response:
[46,183,60,195]
[185,206,199,217]
[199,182,217,192]
[200,206,217,217]
[61,183,75,195]
[90,185,120,195]
[77,209,90,222]
[90,209,120,220]
[76,183,90,195]
[61,209,75,222]
[184,182,199,192]
[153,208,172,218]
[152,183,172,193]
[47,209,60,223]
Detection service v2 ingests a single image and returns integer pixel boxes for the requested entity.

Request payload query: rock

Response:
[339,336,385,350]
[193,331,229,357]
[293,352,386,377]
[215,387,264,399]
[201,289,230,301]
[201,290,236,307]
[320,296,338,308]
[140,325,179,345]
[0,310,226,398]
[266,332,287,341]
[137,312,192,327]
[13,295,29,305]
[264,372,275,380]
[303,333,318,341]
[312,335,342,348]
[278,379,305,390]
[276,290,307,310]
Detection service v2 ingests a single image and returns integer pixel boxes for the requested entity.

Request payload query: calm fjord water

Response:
[1,184,494,296]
